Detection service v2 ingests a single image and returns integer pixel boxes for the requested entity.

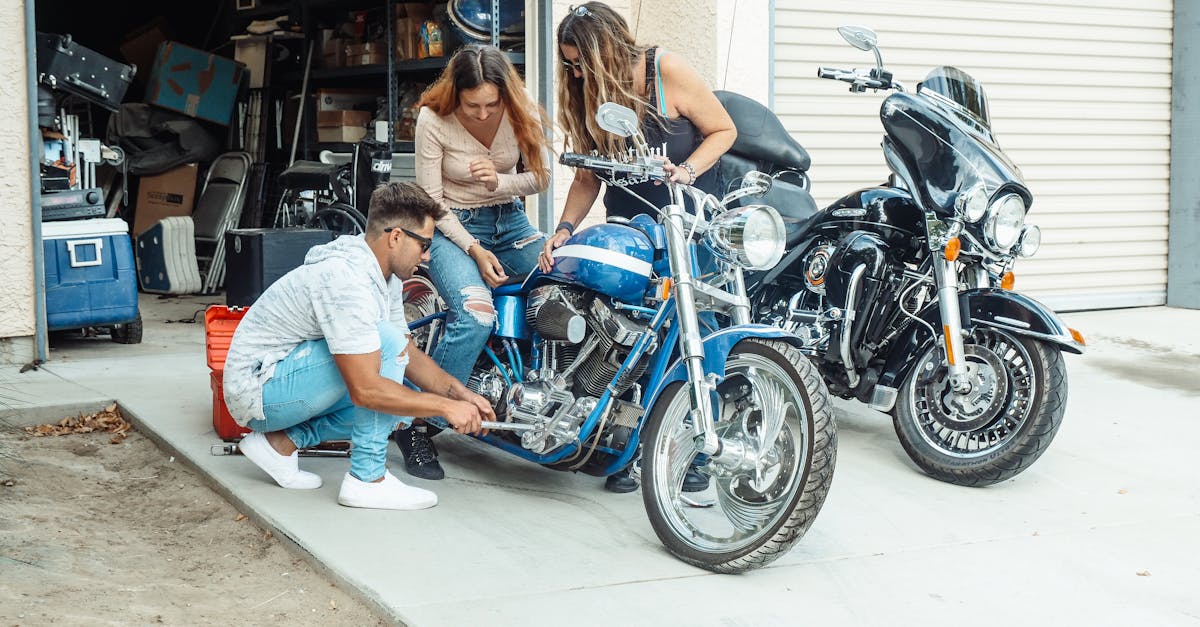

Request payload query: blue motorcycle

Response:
[408,103,836,573]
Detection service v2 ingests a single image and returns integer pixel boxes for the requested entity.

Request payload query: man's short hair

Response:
[365,182,446,237]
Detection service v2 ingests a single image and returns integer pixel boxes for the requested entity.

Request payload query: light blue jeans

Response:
[428,200,545,384]
[247,321,410,482]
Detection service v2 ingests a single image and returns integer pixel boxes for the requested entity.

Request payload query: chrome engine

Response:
[464,285,652,454]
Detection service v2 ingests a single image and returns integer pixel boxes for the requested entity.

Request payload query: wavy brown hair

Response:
[556,2,654,156]
[419,45,553,188]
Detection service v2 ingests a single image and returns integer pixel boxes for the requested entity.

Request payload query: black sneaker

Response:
[682,465,710,492]
[604,466,639,493]
[393,426,444,480]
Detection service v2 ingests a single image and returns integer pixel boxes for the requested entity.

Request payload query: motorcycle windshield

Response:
[918,66,992,140]
[880,89,1028,217]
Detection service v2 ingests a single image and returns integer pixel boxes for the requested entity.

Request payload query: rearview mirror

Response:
[837,25,878,51]
[596,103,639,137]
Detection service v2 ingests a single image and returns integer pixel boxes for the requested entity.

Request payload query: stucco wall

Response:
[0,0,35,342]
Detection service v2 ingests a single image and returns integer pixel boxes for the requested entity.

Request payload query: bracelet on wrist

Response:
[556,221,575,236]
[678,161,698,185]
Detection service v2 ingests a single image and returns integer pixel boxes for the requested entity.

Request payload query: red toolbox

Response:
[205,305,249,441]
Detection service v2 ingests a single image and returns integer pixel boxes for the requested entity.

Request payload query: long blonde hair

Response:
[556,2,656,156]
[419,45,553,188]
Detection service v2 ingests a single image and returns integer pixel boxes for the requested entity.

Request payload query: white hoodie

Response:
[223,234,409,425]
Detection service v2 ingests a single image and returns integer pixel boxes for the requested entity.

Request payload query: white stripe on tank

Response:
[552,244,652,277]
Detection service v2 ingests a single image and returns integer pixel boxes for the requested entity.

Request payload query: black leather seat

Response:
[716,90,811,173]
[278,160,338,191]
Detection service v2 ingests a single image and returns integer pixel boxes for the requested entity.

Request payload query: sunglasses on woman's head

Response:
[568,4,591,18]
[384,226,432,253]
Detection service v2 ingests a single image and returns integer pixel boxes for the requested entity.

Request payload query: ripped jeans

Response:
[428,199,545,384]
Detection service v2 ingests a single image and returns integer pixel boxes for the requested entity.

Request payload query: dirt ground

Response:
[0,422,385,625]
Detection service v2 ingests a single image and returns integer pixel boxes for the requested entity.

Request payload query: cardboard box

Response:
[316,88,380,112]
[120,18,170,81]
[317,110,372,127]
[133,163,198,236]
[347,51,385,66]
[146,41,246,125]
[317,125,369,143]
[323,38,347,68]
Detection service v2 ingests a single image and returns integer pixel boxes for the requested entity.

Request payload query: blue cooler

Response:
[43,218,139,331]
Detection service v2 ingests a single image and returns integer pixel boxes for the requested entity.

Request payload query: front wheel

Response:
[892,327,1068,486]
[641,339,836,573]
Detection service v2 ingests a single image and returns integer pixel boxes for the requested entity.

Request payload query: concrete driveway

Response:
[4,296,1198,626]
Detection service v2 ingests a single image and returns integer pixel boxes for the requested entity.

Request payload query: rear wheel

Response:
[111,314,143,344]
[307,202,366,236]
[641,339,836,573]
[892,327,1067,486]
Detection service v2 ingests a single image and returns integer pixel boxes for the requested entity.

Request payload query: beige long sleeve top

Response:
[415,106,550,251]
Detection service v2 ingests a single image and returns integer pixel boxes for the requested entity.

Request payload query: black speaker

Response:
[224,228,336,306]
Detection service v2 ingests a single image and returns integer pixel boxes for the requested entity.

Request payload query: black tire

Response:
[891,327,1067,486]
[307,203,366,236]
[641,338,836,573]
[111,314,143,344]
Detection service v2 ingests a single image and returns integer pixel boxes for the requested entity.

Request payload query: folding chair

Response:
[193,152,252,293]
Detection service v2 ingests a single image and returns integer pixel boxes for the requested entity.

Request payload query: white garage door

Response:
[773,0,1174,311]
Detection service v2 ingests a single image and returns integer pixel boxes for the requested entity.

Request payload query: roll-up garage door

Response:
[773,0,1173,311]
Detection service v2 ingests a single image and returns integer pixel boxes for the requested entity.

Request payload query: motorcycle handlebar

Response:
[817,66,890,90]
[559,152,667,180]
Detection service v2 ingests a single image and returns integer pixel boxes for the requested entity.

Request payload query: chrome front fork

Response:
[932,255,971,391]
[663,187,721,456]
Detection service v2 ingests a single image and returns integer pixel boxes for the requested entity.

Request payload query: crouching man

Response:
[222,182,495,510]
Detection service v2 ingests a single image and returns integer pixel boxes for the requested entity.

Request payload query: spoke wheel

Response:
[641,339,835,573]
[403,268,443,352]
[893,327,1068,486]
[306,203,366,236]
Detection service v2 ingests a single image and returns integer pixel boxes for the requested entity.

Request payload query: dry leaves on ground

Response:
[23,404,133,443]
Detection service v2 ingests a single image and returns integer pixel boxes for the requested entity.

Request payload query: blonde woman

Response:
[394,45,553,480]
[540,2,736,492]
[539,1,736,269]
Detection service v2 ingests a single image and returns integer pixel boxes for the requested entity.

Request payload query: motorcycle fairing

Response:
[877,288,1085,390]
[880,91,1030,217]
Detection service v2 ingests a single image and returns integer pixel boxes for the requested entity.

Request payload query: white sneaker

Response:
[238,431,322,489]
[337,471,437,510]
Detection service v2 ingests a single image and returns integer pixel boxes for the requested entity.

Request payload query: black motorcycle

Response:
[716,26,1086,486]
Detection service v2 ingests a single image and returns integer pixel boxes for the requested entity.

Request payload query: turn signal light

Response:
[659,278,674,300]
[943,237,961,262]
[1001,272,1015,290]
[1069,327,1086,346]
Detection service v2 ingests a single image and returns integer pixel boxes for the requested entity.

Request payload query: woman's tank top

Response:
[603,47,720,221]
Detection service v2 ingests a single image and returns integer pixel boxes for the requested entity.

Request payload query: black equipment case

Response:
[224,228,336,307]
[36,32,135,111]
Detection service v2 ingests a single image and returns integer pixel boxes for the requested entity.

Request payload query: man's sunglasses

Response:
[385,226,432,253]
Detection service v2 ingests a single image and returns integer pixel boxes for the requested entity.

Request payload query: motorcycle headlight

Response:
[955,184,989,222]
[703,205,786,271]
[983,193,1026,252]
[1016,223,1041,258]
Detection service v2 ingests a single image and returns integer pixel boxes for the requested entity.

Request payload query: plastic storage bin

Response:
[43,218,139,331]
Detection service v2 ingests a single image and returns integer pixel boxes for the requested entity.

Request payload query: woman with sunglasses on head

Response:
[539,2,737,493]
[393,44,554,481]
